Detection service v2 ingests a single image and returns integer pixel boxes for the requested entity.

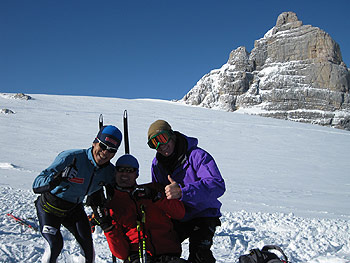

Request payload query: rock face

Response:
[182,12,350,130]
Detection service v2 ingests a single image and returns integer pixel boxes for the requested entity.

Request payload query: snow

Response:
[0,93,349,262]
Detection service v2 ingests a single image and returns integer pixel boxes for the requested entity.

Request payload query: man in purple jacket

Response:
[147,120,226,263]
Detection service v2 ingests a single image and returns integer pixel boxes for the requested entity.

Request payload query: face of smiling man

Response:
[115,167,138,188]
[92,142,116,166]
[156,138,176,157]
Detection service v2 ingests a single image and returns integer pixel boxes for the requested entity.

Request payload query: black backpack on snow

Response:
[238,245,288,263]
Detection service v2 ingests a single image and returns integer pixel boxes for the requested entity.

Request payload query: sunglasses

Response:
[116,166,137,173]
[96,138,118,153]
[147,130,172,149]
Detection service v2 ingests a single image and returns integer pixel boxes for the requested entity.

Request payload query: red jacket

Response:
[104,183,185,260]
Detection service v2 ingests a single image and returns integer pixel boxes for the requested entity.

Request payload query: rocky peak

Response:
[182,12,350,131]
[275,11,302,29]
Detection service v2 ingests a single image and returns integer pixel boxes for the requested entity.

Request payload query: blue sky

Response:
[1,0,349,101]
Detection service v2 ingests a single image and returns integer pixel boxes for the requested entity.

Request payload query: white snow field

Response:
[0,93,349,263]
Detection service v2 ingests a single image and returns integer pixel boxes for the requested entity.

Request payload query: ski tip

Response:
[99,114,104,129]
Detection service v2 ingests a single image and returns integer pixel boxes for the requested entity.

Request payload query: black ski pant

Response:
[35,197,94,263]
[173,217,221,263]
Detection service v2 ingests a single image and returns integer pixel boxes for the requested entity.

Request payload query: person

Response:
[147,120,226,263]
[32,125,122,263]
[92,154,187,263]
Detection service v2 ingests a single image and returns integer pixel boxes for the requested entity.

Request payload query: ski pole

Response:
[6,213,39,232]
[140,204,147,263]
[137,219,144,263]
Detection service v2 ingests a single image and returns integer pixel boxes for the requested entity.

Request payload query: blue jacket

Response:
[151,133,225,221]
[32,147,115,204]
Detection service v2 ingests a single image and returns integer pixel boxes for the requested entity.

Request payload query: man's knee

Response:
[41,231,63,263]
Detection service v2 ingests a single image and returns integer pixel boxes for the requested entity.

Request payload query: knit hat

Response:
[94,125,122,149]
[147,120,173,140]
[115,154,139,169]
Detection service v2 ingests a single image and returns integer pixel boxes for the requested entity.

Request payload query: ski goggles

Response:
[116,166,138,173]
[147,130,172,150]
[96,138,118,153]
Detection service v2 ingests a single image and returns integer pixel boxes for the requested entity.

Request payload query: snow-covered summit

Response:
[182,12,350,131]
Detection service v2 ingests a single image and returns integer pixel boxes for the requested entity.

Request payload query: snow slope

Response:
[0,93,349,262]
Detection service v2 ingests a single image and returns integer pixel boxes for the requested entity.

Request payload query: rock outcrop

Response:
[182,12,350,130]
[0,109,15,114]
[0,93,32,100]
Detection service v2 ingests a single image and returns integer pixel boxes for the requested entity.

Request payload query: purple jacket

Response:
[151,133,225,221]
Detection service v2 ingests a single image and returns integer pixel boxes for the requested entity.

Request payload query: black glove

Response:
[86,185,115,207]
[49,158,78,189]
[61,157,78,180]
[86,188,105,207]
[131,186,162,202]
[92,206,114,232]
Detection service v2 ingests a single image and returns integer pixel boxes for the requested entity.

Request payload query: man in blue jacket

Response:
[33,125,122,263]
[147,120,225,263]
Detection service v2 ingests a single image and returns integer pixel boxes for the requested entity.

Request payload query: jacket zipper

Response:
[81,168,97,203]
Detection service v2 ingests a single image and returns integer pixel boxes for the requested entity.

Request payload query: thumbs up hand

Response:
[165,175,182,200]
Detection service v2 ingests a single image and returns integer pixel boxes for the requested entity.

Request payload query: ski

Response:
[123,111,148,262]
[6,213,39,232]
[123,110,130,154]
[94,112,129,263]
[99,114,104,129]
